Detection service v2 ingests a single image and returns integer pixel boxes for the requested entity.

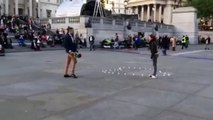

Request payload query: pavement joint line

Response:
[178,55,213,61]
[144,83,211,120]
[40,78,151,119]
[158,109,213,120]
[156,82,212,116]
[171,50,213,56]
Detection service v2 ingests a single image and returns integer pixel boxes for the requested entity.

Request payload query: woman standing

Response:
[149,34,159,79]
[64,27,78,78]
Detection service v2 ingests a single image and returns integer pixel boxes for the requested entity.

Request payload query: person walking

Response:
[89,35,95,51]
[170,36,177,51]
[181,35,187,49]
[161,35,169,55]
[205,36,211,50]
[64,26,78,78]
[114,33,119,49]
[185,35,189,49]
[149,34,159,79]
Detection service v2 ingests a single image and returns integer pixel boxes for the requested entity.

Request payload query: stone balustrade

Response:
[48,16,174,42]
[69,17,80,23]
[52,18,66,24]
[48,16,173,31]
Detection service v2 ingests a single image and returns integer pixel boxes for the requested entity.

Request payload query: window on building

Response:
[46,9,52,18]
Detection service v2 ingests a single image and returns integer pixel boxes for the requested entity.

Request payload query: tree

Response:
[187,0,213,18]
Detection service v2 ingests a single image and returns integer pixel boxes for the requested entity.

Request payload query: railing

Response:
[48,16,174,31]
[92,17,101,24]
[69,17,80,23]
[52,18,66,24]
[40,18,49,24]
[115,19,123,25]
[129,20,137,26]
[103,18,113,25]
[146,22,153,28]
[138,21,145,27]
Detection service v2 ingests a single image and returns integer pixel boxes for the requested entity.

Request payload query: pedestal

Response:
[172,7,198,44]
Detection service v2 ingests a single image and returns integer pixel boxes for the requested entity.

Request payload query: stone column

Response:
[38,0,41,18]
[24,0,28,15]
[141,6,144,21]
[153,4,156,22]
[135,6,138,14]
[5,0,9,15]
[147,5,150,21]
[15,0,19,15]
[29,0,32,17]
[0,0,3,15]
[168,4,172,24]
[129,8,133,14]
[159,4,162,22]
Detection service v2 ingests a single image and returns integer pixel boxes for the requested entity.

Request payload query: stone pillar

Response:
[147,5,150,21]
[153,4,156,22]
[172,7,198,44]
[24,0,28,15]
[168,4,172,24]
[15,0,19,15]
[0,0,3,15]
[159,4,162,22]
[135,6,138,14]
[164,4,172,24]
[129,8,133,14]
[38,0,41,18]
[5,0,9,15]
[141,6,144,21]
[29,0,32,17]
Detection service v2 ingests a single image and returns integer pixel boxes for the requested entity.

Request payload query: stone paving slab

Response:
[142,79,207,94]
[60,99,161,120]
[196,85,213,99]
[0,48,213,120]
[153,111,207,120]
[112,87,188,109]
[0,100,37,120]
[172,96,213,120]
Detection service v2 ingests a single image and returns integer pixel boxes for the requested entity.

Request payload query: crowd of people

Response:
[0,14,55,52]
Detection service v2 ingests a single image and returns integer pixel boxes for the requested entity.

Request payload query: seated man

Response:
[17,34,26,46]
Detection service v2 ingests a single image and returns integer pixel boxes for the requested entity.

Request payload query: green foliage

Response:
[187,0,213,18]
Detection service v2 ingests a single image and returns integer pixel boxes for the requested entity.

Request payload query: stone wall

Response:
[172,7,198,44]
[48,16,175,43]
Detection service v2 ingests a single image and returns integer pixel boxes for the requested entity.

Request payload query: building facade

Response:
[0,0,61,18]
[126,0,185,24]
[105,0,126,14]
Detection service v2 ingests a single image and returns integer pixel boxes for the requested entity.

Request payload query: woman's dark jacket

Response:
[64,33,77,53]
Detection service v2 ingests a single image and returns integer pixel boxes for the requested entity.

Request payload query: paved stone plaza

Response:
[0,45,213,120]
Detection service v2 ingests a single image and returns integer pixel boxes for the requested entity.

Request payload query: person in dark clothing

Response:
[205,36,211,50]
[64,26,78,78]
[158,36,162,49]
[89,35,95,51]
[185,35,189,48]
[161,35,169,55]
[149,34,158,79]
[0,31,5,56]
